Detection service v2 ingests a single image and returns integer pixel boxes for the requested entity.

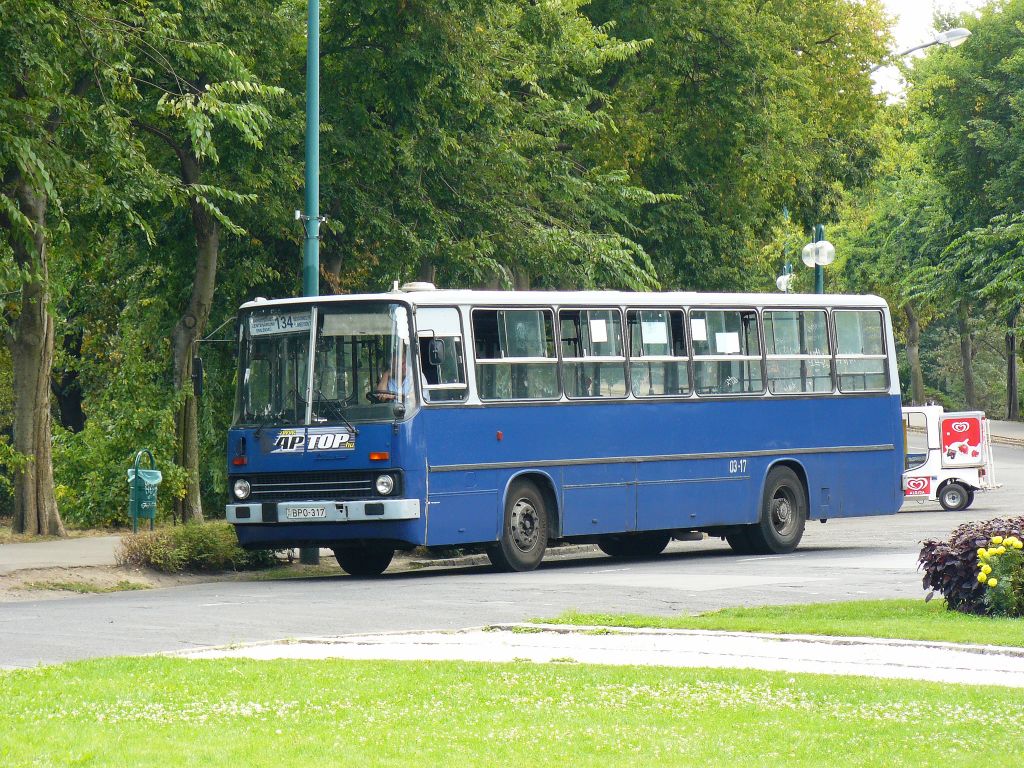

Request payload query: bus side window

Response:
[416,307,468,403]
[690,309,764,396]
[834,310,887,392]
[627,308,690,397]
[765,310,833,395]
[560,309,627,399]
[473,308,559,401]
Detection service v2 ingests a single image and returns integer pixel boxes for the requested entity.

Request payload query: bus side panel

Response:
[561,463,635,536]
[635,458,753,530]
[425,469,499,546]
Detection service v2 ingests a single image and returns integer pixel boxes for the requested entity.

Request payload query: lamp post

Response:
[870,27,971,73]
[801,227,835,294]
[298,0,321,566]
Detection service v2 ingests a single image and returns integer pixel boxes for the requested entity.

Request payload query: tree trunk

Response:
[172,153,219,523]
[52,328,85,432]
[5,182,65,536]
[904,304,925,405]
[1007,302,1021,421]
[956,300,978,411]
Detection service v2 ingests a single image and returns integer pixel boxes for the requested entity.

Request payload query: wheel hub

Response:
[771,493,794,534]
[510,498,539,552]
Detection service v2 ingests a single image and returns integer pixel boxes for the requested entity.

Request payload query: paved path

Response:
[181,624,1024,688]
[0,535,122,575]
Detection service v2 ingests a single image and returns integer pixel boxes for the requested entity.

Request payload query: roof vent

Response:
[400,281,437,292]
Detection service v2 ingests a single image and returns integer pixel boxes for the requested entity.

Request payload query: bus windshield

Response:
[234,302,413,426]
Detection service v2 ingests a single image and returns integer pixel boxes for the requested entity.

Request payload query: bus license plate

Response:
[286,506,327,520]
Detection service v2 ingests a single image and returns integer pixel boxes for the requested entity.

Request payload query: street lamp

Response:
[801,225,835,294]
[870,27,971,72]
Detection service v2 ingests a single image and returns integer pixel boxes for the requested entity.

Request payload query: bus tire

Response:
[939,482,969,512]
[725,529,757,555]
[964,490,976,509]
[746,466,807,555]
[598,532,671,559]
[333,546,394,577]
[487,480,548,572]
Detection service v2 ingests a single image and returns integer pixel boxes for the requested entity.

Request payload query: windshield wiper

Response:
[253,411,283,439]
[313,389,360,437]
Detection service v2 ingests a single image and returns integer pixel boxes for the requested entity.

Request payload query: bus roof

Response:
[240,288,889,311]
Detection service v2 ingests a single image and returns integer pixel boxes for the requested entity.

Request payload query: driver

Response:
[375,357,411,401]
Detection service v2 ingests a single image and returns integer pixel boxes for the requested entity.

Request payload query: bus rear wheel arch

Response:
[728,465,807,555]
[488,479,549,572]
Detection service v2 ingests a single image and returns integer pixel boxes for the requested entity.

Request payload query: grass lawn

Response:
[544,599,1024,647]
[2,657,1022,767]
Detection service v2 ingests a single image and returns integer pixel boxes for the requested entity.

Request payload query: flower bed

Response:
[919,517,1024,616]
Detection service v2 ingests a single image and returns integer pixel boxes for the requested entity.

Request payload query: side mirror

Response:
[191,356,204,399]
[427,338,446,367]
[393,402,406,420]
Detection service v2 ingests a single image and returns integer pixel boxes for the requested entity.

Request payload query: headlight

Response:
[233,479,251,500]
[375,474,395,496]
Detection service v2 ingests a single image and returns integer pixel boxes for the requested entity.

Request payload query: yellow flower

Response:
[1014,541,1023,550]
[988,578,998,588]
[992,536,1004,545]
[978,572,988,583]
[978,548,988,558]
[987,548,1000,557]
[997,546,1006,555]
[982,564,992,575]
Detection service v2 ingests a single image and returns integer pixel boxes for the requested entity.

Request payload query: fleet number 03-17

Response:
[728,459,747,474]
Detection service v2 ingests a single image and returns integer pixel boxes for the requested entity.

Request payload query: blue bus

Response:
[226,286,904,575]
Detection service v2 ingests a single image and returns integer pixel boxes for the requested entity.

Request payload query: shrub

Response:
[977,535,1024,617]
[919,517,1024,615]
[118,521,275,573]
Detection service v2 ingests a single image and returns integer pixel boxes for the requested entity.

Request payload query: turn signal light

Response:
[369,452,390,461]
[231,455,248,466]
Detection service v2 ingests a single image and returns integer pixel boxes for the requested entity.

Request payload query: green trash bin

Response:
[127,450,162,533]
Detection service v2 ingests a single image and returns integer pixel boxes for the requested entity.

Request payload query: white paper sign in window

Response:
[641,321,668,346]
[691,318,707,342]
[715,332,741,354]
[589,318,608,344]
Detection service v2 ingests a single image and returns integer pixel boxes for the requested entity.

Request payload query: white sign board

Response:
[715,332,741,354]
[249,311,312,336]
[589,318,608,344]
[691,318,707,342]
[641,321,668,346]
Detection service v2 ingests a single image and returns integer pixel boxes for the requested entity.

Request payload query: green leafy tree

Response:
[583,0,889,290]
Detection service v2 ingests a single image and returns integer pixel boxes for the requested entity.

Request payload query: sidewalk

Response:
[988,418,1024,447]
[180,623,1024,688]
[0,535,123,576]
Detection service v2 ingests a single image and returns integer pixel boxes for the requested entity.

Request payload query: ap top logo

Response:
[272,429,354,453]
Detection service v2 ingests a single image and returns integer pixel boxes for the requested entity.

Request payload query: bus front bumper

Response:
[227,499,420,524]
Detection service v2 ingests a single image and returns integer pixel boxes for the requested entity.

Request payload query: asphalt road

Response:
[2,443,1021,669]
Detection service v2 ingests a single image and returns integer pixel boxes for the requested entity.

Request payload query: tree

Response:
[122,0,299,521]
[0,1,156,534]
[317,0,659,293]
[583,0,890,290]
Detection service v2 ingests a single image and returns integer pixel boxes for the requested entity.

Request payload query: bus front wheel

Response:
[333,546,395,577]
[488,480,549,572]
[741,466,807,555]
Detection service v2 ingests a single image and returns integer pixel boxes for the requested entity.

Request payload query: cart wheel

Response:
[938,482,969,512]
[963,489,976,510]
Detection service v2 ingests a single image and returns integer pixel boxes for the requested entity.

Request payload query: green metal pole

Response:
[300,0,320,566]
[814,223,824,294]
[302,0,320,298]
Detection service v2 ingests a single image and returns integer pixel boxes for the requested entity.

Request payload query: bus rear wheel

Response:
[487,480,548,572]
[743,466,807,555]
[333,546,395,577]
[598,532,671,559]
